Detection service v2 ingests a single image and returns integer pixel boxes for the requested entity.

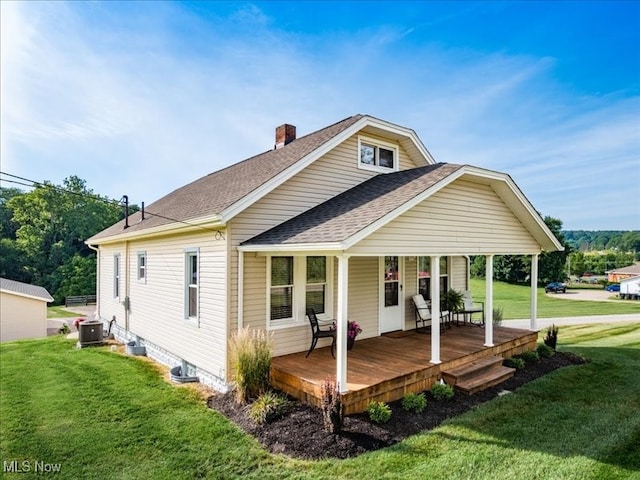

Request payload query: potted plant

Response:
[331,320,363,350]
[441,289,464,313]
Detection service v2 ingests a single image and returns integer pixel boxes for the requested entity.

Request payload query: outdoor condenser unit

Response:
[78,321,104,347]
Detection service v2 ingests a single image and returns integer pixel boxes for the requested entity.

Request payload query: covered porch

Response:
[271,323,537,414]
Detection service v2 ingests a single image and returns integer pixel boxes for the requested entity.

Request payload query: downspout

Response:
[87,243,100,321]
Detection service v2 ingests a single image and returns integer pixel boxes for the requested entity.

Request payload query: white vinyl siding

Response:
[349,179,541,255]
[99,232,227,381]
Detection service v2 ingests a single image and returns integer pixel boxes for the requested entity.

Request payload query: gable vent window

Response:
[358,135,399,173]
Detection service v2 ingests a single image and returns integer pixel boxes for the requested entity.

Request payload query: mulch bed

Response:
[207,351,586,460]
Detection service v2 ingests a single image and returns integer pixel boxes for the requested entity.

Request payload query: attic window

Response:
[358,135,398,173]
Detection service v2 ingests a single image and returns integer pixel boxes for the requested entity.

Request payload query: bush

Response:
[430,382,455,401]
[493,306,504,326]
[321,377,343,433]
[366,401,392,424]
[58,324,70,335]
[248,391,289,424]
[504,357,526,370]
[518,350,540,364]
[229,327,273,404]
[402,392,427,413]
[537,343,555,358]
[544,324,559,350]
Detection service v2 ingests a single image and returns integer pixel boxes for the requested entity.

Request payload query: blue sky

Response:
[1,1,639,230]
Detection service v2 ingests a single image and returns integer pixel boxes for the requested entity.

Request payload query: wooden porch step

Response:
[454,366,516,394]
[441,355,504,385]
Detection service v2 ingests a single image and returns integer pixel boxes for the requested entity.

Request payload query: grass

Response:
[2,324,639,479]
[470,278,640,320]
[47,306,83,318]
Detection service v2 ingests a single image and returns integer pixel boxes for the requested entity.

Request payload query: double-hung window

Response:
[137,252,147,282]
[358,135,399,173]
[417,257,449,300]
[113,254,120,298]
[185,249,199,320]
[270,256,294,322]
[305,256,326,314]
[269,256,332,328]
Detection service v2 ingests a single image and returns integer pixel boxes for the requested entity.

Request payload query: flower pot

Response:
[347,337,355,350]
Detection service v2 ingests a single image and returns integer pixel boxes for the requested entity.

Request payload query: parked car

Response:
[545,282,567,293]
[605,284,620,292]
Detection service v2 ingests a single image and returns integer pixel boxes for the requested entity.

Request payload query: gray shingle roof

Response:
[241,163,463,246]
[89,114,365,241]
[608,263,640,275]
[0,277,54,302]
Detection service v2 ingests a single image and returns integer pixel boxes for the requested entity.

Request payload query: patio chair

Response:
[458,290,485,325]
[412,294,451,333]
[305,308,336,358]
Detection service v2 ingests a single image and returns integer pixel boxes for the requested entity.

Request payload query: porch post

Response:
[484,255,494,347]
[237,250,244,329]
[430,255,441,364]
[530,254,539,331]
[336,254,349,393]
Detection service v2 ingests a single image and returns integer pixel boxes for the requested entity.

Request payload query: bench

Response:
[65,295,97,307]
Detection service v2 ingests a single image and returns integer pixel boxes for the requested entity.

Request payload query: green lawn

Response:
[470,278,640,320]
[1,324,639,479]
[47,306,83,318]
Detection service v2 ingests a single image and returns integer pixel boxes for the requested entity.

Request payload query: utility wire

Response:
[0,171,225,236]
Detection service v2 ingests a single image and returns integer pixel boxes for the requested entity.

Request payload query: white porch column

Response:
[484,255,494,347]
[430,255,441,364]
[336,254,349,393]
[530,253,539,331]
[237,251,244,330]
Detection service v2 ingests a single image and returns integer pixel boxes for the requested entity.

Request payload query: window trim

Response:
[137,251,147,283]
[113,254,120,299]
[357,135,399,173]
[267,255,333,330]
[184,248,199,324]
[417,256,449,300]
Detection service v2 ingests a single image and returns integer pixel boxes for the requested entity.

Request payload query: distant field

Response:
[470,278,640,319]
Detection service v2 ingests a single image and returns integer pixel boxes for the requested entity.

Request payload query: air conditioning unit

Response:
[78,321,104,348]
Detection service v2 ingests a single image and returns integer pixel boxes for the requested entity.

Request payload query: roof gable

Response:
[88,114,435,243]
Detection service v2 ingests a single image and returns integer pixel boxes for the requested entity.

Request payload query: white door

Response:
[380,256,403,333]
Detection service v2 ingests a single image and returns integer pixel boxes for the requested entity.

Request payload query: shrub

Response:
[229,327,273,404]
[366,401,392,424]
[504,357,526,370]
[493,306,504,326]
[58,324,70,335]
[518,350,540,364]
[431,382,455,401]
[321,377,343,433]
[537,343,555,358]
[248,391,289,424]
[402,392,427,413]
[544,324,559,350]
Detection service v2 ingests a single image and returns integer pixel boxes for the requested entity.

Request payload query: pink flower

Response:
[331,320,363,339]
[73,317,85,329]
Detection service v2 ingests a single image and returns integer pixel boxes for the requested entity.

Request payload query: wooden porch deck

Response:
[270,324,537,414]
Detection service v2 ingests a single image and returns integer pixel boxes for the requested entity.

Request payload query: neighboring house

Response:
[0,277,54,342]
[87,114,562,398]
[607,263,640,283]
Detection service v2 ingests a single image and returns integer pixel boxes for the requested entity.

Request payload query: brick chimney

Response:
[275,124,296,149]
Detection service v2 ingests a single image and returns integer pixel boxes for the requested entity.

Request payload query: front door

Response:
[380,256,403,333]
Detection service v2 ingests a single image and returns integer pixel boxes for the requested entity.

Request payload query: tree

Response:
[5,176,123,302]
[538,216,569,284]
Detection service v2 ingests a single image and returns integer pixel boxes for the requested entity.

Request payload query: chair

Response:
[457,291,485,325]
[305,308,336,358]
[412,294,451,333]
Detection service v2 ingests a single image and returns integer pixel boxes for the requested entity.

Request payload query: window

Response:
[113,254,120,298]
[185,249,199,319]
[137,252,146,281]
[306,256,326,314]
[270,256,294,321]
[268,256,332,327]
[418,257,448,300]
[358,135,398,173]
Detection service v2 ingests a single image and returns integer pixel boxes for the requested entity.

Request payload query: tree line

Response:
[563,230,640,254]
[0,177,127,304]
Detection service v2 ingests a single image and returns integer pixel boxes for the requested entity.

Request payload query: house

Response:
[87,114,562,409]
[607,263,640,283]
[0,277,54,342]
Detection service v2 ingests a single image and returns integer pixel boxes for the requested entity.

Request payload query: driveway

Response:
[546,289,619,302]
